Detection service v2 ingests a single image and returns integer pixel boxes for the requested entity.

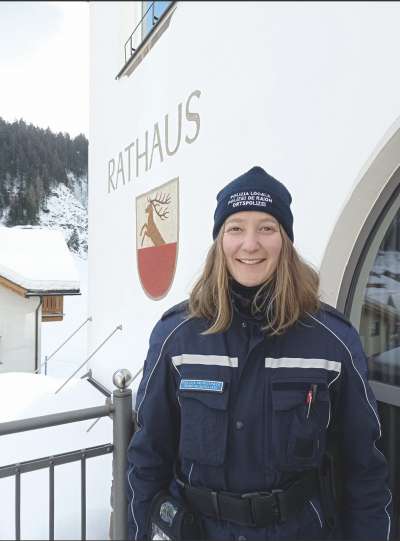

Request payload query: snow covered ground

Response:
[0,255,115,540]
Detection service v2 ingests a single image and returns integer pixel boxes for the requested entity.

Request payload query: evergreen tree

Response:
[0,117,88,226]
[67,228,80,253]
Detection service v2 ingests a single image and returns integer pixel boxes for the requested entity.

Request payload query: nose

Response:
[241,230,260,252]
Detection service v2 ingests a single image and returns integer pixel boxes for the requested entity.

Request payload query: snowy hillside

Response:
[67,171,88,208]
[0,118,88,258]
[40,180,88,258]
[0,176,88,259]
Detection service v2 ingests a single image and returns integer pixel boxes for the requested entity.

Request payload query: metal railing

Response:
[55,324,122,394]
[0,369,134,540]
[35,316,92,375]
[120,1,176,71]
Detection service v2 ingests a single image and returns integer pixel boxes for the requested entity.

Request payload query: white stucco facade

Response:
[0,286,40,373]
[0,227,80,373]
[89,1,400,386]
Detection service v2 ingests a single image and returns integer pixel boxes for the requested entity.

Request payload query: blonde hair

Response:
[188,226,320,335]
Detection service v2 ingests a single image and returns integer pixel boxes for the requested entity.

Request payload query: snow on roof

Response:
[0,226,80,292]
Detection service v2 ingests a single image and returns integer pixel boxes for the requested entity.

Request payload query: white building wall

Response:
[0,285,40,372]
[89,1,400,387]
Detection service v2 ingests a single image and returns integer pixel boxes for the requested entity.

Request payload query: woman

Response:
[127,166,391,541]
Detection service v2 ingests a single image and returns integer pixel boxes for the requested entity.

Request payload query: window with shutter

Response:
[42,296,64,322]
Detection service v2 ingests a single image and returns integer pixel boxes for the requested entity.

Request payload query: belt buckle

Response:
[241,491,270,527]
[241,490,287,526]
[271,489,287,523]
[241,491,282,526]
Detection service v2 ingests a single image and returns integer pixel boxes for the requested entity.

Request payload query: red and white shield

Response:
[136,177,179,299]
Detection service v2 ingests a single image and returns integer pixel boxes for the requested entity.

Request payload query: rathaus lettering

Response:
[107,90,201,194]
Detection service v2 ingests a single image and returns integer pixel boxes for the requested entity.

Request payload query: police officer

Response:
[127,166,392,540]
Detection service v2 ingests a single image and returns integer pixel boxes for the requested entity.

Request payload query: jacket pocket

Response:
[270,379,330,470]
[178,385,229,466]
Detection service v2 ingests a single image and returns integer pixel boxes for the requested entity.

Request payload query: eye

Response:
[226,226,242,233]
[260,225,275,232]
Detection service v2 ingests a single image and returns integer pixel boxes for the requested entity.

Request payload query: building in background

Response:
[89,2,400,535]
[0,227,80,372]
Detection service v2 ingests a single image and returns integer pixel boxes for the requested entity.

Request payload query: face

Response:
[222,211,283,287]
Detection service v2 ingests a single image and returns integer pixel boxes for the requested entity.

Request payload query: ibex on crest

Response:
[140,192,171,247]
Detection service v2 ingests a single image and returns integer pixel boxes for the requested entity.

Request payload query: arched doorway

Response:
[320,123,400,539]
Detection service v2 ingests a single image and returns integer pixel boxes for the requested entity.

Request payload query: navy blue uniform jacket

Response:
[127,302,391,540]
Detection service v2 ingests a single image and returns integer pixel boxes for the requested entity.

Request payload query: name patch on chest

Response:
[179,379,224,393]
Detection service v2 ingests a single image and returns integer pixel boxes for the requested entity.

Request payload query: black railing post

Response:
[49,459,55,540]
[15,467,21,541]
[81,452,86,540]
[111,370,133,540]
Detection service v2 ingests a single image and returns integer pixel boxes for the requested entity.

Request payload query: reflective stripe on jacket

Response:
[127,301,392,540]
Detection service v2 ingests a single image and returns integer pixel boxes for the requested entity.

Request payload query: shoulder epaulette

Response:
[161,299,189,321]
[320,301,352,327]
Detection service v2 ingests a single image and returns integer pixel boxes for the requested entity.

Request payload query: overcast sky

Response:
[0,1,89,138]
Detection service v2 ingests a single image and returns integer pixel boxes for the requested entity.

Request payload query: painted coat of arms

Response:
[136,177,179,299]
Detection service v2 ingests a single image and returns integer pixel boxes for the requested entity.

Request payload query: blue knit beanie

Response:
[212,166,294,242]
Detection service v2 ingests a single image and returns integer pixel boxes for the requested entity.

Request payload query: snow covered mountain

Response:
[0,173,88,258]
[0,118,88,257]
[39,177,88,258]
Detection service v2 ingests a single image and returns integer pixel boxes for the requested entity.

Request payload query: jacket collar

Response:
[230,278,274,324]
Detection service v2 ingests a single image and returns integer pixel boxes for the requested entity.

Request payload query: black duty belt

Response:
[177,469,319,528]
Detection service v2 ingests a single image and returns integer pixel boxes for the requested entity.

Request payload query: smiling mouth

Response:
[237,258,266,265]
